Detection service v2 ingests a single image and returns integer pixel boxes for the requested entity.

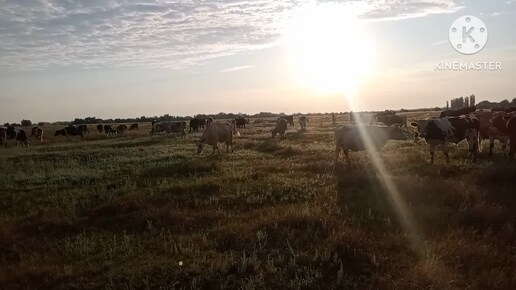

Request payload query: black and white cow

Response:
[411,115,480,164]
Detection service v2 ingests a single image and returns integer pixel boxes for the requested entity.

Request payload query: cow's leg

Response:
[429,145,435,164]
[343,149,350,164]
[489,136,494,157]
[442,143,451,163]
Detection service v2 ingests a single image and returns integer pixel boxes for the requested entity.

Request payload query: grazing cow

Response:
[439,106,476,118]
[206,117,213,126]
[299,115,308,131]
[5,126,30,146]
[411,115,480,163]
[331,114,337,124]
[104,125,116,136]
[129,123,138,131]
[235,117,248,129]
[278,115,294,126]
[74,124,89,134]
[195,123,234,154]
[491,112,516,162]
[0,127,7,146]
[116,124,127,134]
[55,126,84,138]
[189,118,200,132]
[31,127,43,142]
[373,114,407,127]
[97,124,103,133]
[474,111,509,157]
[151,121,186,138]
[272,118,288,139]
[335,125,406,163]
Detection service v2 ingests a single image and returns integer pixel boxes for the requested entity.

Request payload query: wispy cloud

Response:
[0,0,463,71]
[220,65,253,73]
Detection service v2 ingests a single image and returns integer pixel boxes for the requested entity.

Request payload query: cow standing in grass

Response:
[195,123,235,154]
[335,125,406,163]
[151,121,186,138]
[491,112,516,162]
[129,123,138,131]
[272,118,288,139]
[474,111,509,157]
[31,127,43,142]
[299,115,308,131]
[411,115,480,164]
[97,124,103,133]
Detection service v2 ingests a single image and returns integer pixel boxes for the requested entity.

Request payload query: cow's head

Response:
[410,120,430,142]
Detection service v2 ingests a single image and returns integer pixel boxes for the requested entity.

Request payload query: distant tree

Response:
[21,119,32,126]
[500,99,510,107]
[470,94,476,106]
[464,96,469,107]
[446,101,449,109]
[3,122,10,127]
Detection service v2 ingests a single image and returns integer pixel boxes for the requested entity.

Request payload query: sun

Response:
[286,3,376,95]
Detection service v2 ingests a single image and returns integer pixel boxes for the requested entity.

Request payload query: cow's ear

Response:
[410,122,418,128]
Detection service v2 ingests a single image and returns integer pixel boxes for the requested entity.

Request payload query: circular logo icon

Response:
[449,15,488,55]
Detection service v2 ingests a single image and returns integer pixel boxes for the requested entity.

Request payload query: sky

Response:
[1,0,515,123]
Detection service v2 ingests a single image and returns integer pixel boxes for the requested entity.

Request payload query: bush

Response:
[21,119,32,126]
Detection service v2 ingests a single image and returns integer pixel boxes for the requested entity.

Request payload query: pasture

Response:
[1,112,515,289]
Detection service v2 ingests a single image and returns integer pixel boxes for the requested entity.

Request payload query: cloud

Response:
[0,0,462,71]
[220,65,253,73]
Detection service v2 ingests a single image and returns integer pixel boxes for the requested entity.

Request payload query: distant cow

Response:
[195,123,235,154]
[117,124,127,134]
[199,118,207,129]
[474,111,509,157]
[74,124,89,134]
[206,117,213,126]
[152,121,186,138]
[335,125,406,163]
[129,123,139,131]
[0,127,6,146]
[278,115,294,126]
[31,127,43,142]
[491,112,516,162]
[373,115,407,127]
[5,126,30,146]
[272,118,288,139]
[55,125,84,138]
[299,116,308,131]
[235,117,248,129]
[189,118,200,132]
[104,125,116,136]
[439,106,476,118]
[97,124,103,133]
[411,115,480,163]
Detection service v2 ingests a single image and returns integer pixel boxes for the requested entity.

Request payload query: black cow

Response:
[280,115,295,126]
[129,123,139,131]
[235,117,248,129]
[15,130,29,147]
[55,126,84,138]
[104,125,116,135]
[97,124,103,133]
[190,118,200,132]
[411,115,480,164]
[439,106,476,118]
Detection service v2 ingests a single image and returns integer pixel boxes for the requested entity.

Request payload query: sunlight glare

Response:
[287,3,376,95]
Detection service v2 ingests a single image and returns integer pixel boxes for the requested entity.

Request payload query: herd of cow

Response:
[1,108,515,163]
[337,107,516,163]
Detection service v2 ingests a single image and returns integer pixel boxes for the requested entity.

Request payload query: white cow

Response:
[335,125,406,163]
[195,123,234,154]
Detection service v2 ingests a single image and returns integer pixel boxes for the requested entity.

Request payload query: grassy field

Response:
[1,112,515,289]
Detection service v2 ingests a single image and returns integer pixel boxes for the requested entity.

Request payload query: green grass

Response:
[0,116,515,289]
